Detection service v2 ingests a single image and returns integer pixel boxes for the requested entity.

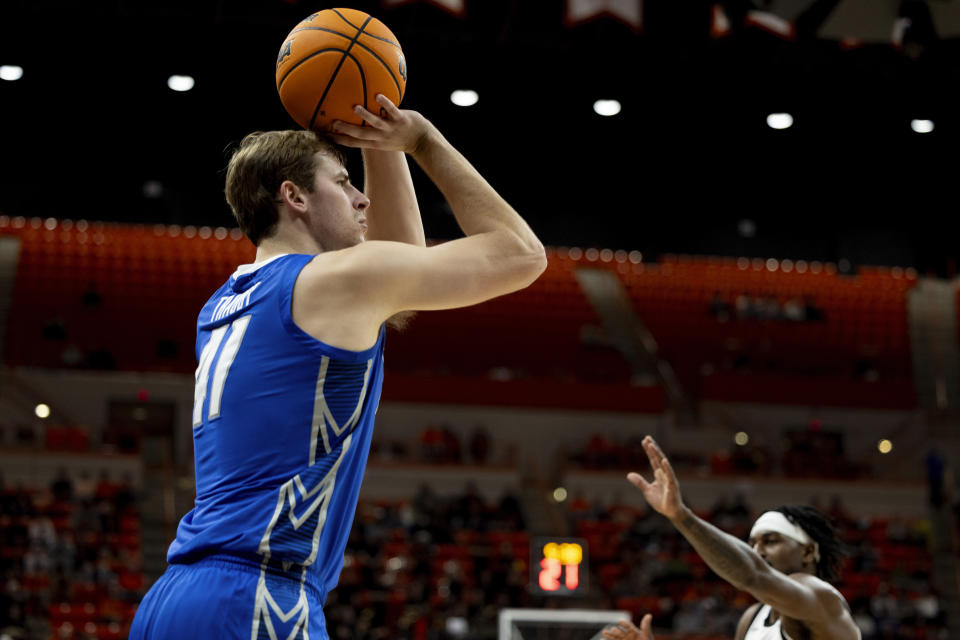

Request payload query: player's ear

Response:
[278,180,307,210]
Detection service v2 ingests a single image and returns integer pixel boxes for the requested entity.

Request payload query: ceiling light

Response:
[766,113,793,130]
[593,99,621,116]
[0,65,23,81]
[450,89,478,107]
[911,119,934,134]
[168,75,195,92]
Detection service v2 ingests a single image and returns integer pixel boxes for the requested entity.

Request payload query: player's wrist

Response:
[408,121,440,159]
[668,503,692,525]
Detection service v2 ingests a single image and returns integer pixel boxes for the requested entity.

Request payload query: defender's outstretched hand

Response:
[602,615,654,640]
[327,94,433,156]
[626,436,684,521]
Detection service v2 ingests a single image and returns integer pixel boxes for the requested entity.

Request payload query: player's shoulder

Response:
[788,573,860,639]
[299,241,423,287]
[788,573,849,611]
[734,602,763,640]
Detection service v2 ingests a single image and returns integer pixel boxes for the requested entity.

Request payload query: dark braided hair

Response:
[773,505,849,582]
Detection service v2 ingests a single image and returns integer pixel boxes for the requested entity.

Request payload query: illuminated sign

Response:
[529,537,589,596]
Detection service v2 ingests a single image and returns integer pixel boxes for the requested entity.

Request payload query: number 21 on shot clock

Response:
[530,537,588,596]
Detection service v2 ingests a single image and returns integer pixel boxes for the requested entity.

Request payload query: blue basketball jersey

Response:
[167,252,385,619]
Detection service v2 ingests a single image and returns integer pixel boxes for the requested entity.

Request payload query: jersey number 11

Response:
[193,315,252,427]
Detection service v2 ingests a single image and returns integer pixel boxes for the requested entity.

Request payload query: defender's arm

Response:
[628,437,834,626]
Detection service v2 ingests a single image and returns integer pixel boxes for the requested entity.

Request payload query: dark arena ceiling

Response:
[3,0,960,274]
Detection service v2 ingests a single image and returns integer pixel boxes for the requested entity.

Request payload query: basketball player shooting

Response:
[129,95,546,639]
[602,436,860,640]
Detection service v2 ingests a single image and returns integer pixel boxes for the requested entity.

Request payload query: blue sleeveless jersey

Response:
[168,253,385,601]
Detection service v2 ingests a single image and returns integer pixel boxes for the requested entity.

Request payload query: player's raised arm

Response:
[324,95,547,316]
[360,147,425,246]
[626,437,859,639]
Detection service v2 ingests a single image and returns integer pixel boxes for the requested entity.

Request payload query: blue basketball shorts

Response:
[129,555,328,640]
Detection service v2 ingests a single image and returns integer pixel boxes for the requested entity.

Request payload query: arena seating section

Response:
[1,217,919,409]
[578,251,917,409]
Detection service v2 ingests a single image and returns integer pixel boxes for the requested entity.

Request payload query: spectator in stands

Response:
[709,492,753,539]
[753,294,781,321]
[851,604,877,638]
[0,585,27,640]
[826,494,854,529]
[411,483,441,526]
[567,489,593,523]
[441,426,462,463]
[93,470,116,502]
[468,425,490,465]
[113,472,137,515]
[709,292,732,322]
[493,490,525,530]
[73,469,96,504]
[912,583,943,628]
[925,448,946,508]
[60,344,84,367]
[50,468,73,503]
[22,543,51,578]
[734,292,755,320]
[803,296,825,321]
[729,439,773,475]
[673,595,737,637]
[449,482,487,530]
[869,582,900,636]
[86,347,116,370]
[584,433,618,469]
[612,436,859,640]
[50,530,76,576]
[42,317,67,341]
[26,514,55,553]
[420,424,445,463]
[782,297,806,322]
[81,283,103,309]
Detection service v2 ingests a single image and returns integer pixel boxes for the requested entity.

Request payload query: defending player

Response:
[129,95,546,639]
[602,436,860,640]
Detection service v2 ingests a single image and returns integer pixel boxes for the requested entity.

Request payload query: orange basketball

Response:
[275,8,407,132]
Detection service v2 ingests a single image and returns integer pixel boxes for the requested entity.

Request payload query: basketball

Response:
[275,8,407,132]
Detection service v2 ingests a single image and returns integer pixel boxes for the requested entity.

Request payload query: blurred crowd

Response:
[0,470,142,639]
[569,429,867,480]
[709,292,826,324]
[370,425,502,467]
[326,483,529,640]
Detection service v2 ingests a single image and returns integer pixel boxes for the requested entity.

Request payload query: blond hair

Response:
[224,130,345,245]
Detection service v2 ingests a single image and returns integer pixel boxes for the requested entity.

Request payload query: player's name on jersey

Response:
[211,282,261,322]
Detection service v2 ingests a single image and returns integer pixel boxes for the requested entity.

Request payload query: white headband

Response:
[750,511,820,563]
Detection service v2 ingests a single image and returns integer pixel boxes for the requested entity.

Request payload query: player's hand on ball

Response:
[602,615,654,640]
[328,94,432,155]
[627,436,685,521]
